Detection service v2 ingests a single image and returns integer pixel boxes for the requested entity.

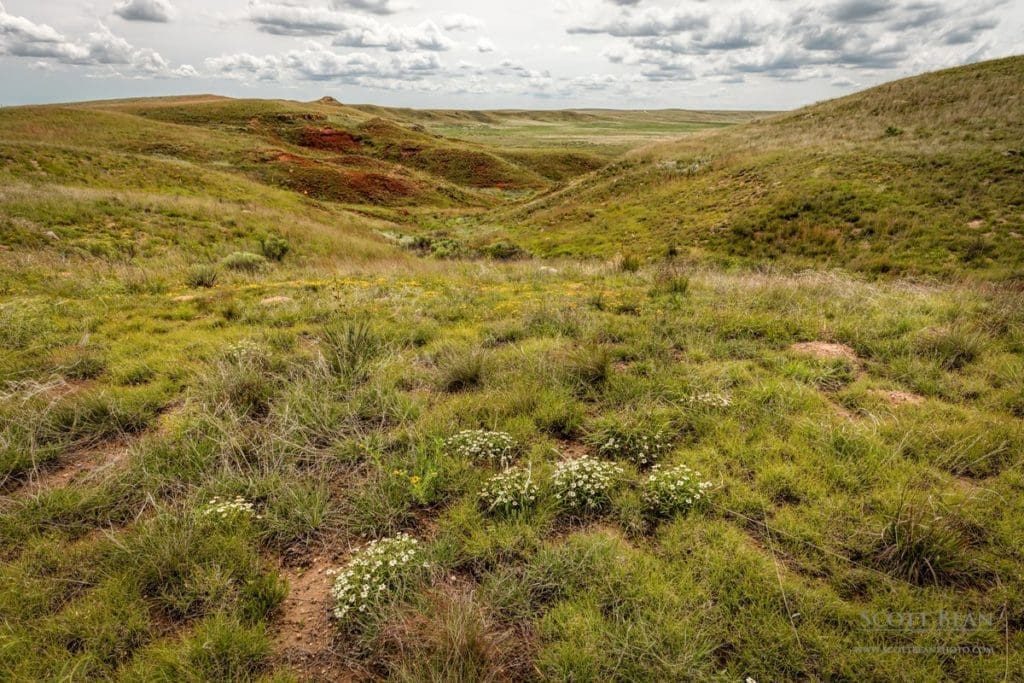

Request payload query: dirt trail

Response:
[14,438,133,497]
[275,545,359,681]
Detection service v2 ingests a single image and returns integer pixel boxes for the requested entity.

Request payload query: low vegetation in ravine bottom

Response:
[1,250,1022,681]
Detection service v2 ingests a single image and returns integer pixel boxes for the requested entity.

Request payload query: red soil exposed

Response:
[298,126,362,152]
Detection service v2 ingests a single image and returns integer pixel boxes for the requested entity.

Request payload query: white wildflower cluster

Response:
[330,533,428,623]
[446,429,516,467]
[686,391,732,408]
[479,467,538,515]
[224,339,266,367]
[203,495,261,519]
[552,457,624,510]
[594,426,670,467]
[642,464,712,517]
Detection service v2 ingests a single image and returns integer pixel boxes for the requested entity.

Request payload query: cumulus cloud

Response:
[113,0,174,23]
[248,2,454,51]
[578,0,1002,84]
[206,43,443,85]
[475,37,495,53]
[568,7,709,37]
[0,5,184,76]
[331,0,400,15]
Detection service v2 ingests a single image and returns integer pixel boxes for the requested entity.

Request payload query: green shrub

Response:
[480,241,528,260]
[258,234,290,262]
[186,264,218,288]
[222,251,267,272]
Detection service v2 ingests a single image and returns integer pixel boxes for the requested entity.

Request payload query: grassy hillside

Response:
[0,59,1022,681]
[496,56,1024,278]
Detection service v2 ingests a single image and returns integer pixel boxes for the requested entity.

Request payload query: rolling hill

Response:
[496,56,1024,278]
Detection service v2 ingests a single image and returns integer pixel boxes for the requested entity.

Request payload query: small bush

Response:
[551,457,623,512]
[186,264,218,288]
[642,464,711,517]
[331,533,430,629]
[446,429,516,468]
[479,467,538,515]
[480,241,528,260]
[588,418,671,468]
[222,251,267,273]
[258,234,290,262]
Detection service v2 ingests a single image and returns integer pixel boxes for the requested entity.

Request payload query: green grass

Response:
[1,57,1023,681]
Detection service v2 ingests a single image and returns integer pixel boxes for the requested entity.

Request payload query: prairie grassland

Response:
[1,57,1023,682]
[1,243,1022,680]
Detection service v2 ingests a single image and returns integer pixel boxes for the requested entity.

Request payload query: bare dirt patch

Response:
[790,341,861,364]
[274,548,354,681]
[870,389,925,406]
[15,437,132,498]
[298,127,362,153]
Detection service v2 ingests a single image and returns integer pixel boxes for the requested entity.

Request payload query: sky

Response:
[1,0,1022,110]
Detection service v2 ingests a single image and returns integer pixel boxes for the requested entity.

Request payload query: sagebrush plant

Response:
[258,234,290,262]
[642,464,712,517]
[552,457,624,511]
[331,533,430,627]
[445,429,516,468]
[589,420,671,467]
[479,466,538,515]
[222,251,267,272]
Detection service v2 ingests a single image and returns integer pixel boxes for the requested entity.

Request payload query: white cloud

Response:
[0,5,186,76]
[113,0,174,23]
[248,2,454,51]
[475,37,495,53]
[441,13,483,32]
[332,0,400,15]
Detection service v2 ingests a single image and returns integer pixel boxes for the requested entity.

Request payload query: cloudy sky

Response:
[1,0,1021,109]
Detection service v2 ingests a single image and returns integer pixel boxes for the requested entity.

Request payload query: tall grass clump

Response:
[562,345,611,392]
[186,264,218,288]
[436,347,486,392]
[871,498,977,586]
[320,320,382,380]
[914,326,985,370]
